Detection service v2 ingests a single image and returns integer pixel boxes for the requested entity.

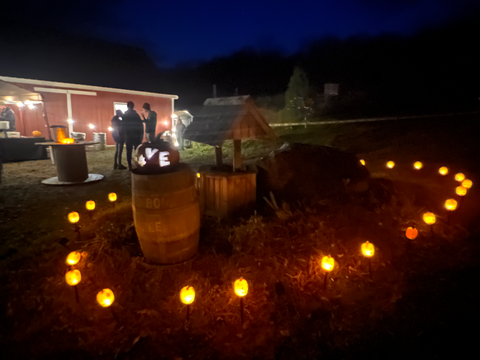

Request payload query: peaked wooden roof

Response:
[184,95,276,146]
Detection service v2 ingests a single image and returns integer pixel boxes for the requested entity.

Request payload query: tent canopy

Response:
[0,80,42,103]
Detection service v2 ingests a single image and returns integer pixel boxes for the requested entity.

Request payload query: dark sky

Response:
[5,0,479,67]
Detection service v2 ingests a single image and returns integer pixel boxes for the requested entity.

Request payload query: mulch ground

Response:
[1,115,480,359]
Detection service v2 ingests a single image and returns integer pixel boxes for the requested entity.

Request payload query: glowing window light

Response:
[414,161,423,170]
[386,161,395,169]
[455,173,465,182]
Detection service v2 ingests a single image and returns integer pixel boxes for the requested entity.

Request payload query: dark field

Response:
[1,113,479,359]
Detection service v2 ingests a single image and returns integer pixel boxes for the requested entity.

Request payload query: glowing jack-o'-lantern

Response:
[361,241,375,258]
[234,278,248,297]
[68,212,80,224]
[462,179,473,189]
[65,269,81,286]
[134,136,180,174]
[445,199,458,211]
[455,173,465,182]
[423,212,436,225]
[97,289,115,307]
[86,200,96,211]
[321,255,335,272]
[406,227,418,240]
[386,161,395,169]
[414,161,423,170]
[360,159,366,166]
[66,251,81,265]
[108,193,117,202]
[439,167,449,176]
[180,286,195,305]
[62,138,75,144]
[456,186,467,197]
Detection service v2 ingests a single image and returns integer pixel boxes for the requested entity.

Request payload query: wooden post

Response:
[215,146,223,167]
[233,139,242,172]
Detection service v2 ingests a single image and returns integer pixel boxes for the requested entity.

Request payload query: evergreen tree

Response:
[283,67,313,122]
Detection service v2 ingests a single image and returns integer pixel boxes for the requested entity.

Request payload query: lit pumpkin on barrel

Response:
[134,133,180,174]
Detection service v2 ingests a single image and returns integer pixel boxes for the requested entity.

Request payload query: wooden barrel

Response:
[132,163,200,264]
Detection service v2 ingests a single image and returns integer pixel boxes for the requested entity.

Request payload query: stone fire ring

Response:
[41,173,104,185]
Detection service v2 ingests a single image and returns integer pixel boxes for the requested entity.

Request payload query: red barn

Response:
[0,75,178,145]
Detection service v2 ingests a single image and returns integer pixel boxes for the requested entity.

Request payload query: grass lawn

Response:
[1,113,480,359]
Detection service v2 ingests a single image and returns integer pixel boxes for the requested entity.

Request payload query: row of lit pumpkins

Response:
[67,193,118,224]
[65,250,248,308]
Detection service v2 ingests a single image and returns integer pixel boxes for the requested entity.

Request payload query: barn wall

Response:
[8,82,174,145]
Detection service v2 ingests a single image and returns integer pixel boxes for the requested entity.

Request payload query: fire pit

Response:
[35,138,104,185]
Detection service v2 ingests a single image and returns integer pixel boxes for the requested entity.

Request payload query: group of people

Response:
[110,101,186,171]
[0,104,16,130]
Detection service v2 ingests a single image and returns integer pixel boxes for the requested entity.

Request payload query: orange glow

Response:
[414,161,423,170]
[62,138,75,144]
[462,179,473,189]
[108,193,117,202]
[86,200,95,211]
[234,278,248,297]
[439,166,449,176]
[321,255,335,272]
[406,227,418,240]
[455,173,465,182]
[360,159,365,166]
[423,212,436,225]
[456,186,467,196]
[97,289,115,307]
[65,269,81,286]
[68,211,80,224]
[180,286,195,305]
[66,251,81,265]
[361,241,375,258]
[386,161,395,169]
[445,199,458,211]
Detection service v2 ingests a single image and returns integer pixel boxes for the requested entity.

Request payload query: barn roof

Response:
[184,95,276,146]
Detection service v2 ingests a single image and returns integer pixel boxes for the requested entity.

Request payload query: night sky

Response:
[4,0,479,67]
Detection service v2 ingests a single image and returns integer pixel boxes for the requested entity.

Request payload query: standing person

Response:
[0,105,16,130]
[141,103,157,142]
[111,109,126,169]
[175,118,186,150]
[123,101,144,171]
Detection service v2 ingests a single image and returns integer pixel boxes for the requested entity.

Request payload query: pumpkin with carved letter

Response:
[134,133,180,174]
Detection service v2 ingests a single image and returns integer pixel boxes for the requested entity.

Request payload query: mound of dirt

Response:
[255,143,370,202]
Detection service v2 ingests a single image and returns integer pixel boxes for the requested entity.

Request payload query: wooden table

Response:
[35,141,104,185]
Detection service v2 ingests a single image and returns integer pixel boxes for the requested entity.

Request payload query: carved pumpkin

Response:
[65,269,81,286]
[321,255,335,272]
[97,288,115,307]
[180,286,195,305]
[134,133,180,174]
[423,212,436,225]
[66,251,82,265]
[361,241,375,258]
[405,227,418,240]
[234,278,248,297]
[32,130,42,137]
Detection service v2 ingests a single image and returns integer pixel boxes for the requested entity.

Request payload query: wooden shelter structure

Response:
[184,95,276,171]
